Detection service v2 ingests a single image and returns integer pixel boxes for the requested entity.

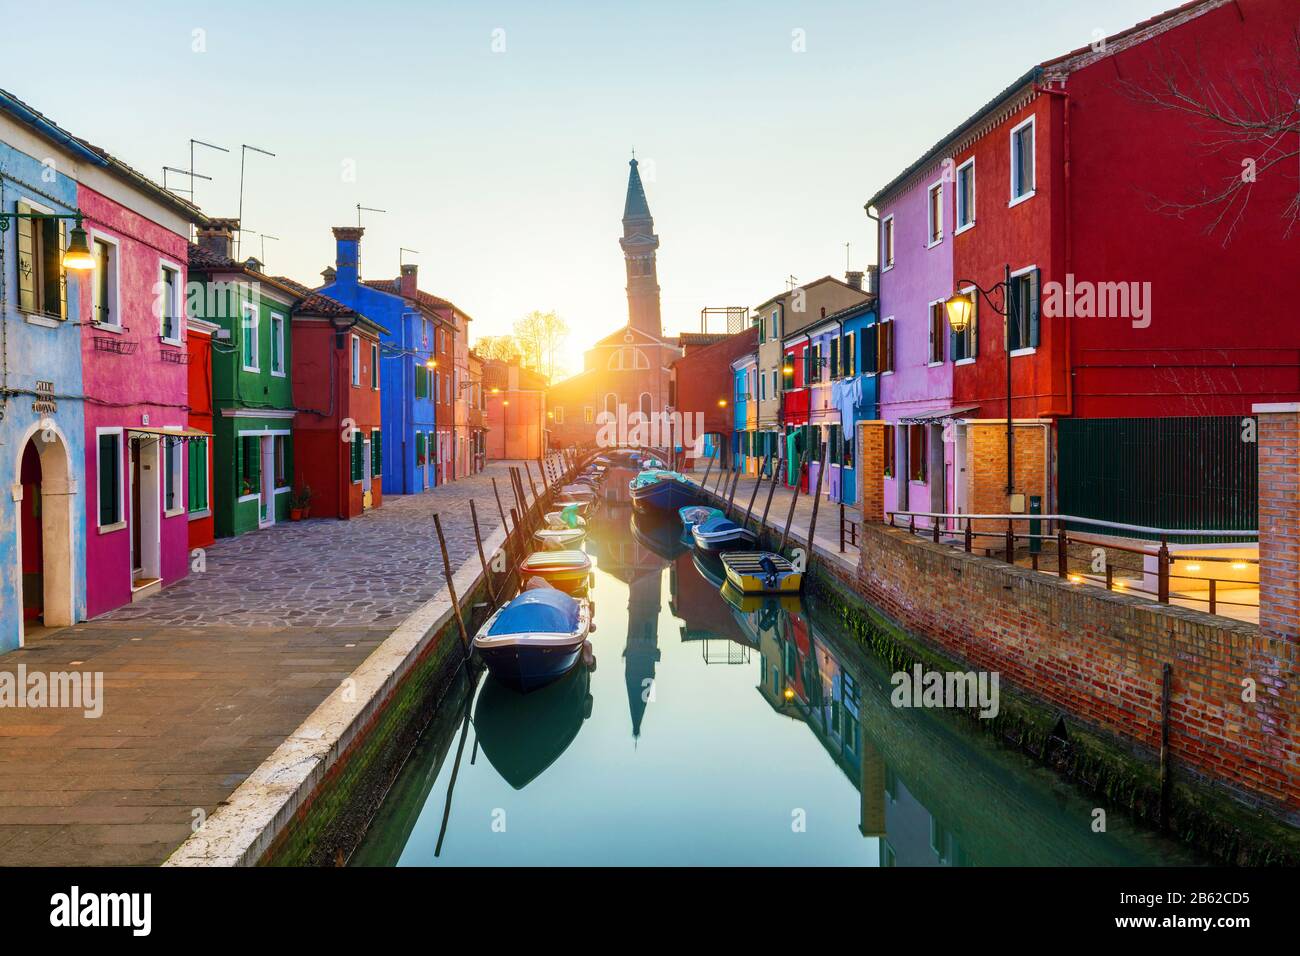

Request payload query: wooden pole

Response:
[726,463,742,514]
[469,499,497,606]
[779,447,807,554]
[761,456,784,531]
[699,445,718,494]
[743,462,764,529]
[433,513,470,649]
[525,459,541,502]
[806,440,829,555]
[491,476,510,535]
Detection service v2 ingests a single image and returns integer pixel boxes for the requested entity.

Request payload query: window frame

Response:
[187,436,210,519]
[14,195,66,322]
[881,215,895,270]
[158,259,184,345]
[89,230,122,330]
[955,157,976,233]
[95,427,126,532]
[908,425,928,483]
[927,298,947,366]
[163,432,185,517]
[1009,116,1036,206]
[350,334,361,387]
[926,180,943,248]
[952,284,978,365]
[371,343,379,389]
[241,302,260,372]
[1007,265,1040,355]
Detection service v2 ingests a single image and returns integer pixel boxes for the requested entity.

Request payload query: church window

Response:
[639,392,652,417]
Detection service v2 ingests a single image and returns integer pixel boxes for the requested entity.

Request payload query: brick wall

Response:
[855,523,1299,816]
[966,422,1049,534]
[1254,404,1300,643]
[856,421,886,523]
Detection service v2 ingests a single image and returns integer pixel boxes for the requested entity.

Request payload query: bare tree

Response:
[513,310,569,383]
[1119,27,1299,245]
[472,335,523,363]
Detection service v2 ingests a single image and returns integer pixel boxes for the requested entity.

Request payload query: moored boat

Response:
[472,587,592,692]
[691,514,758,553]
[678,505,723,531]
[629,469,699,516]
[720,551,802,594]
[534,526,586,550]
[519,549,594,593]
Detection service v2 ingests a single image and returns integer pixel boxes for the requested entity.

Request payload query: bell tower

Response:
[620,156,662,337]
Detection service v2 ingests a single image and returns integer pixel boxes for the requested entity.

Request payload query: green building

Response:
[189,222,300,537]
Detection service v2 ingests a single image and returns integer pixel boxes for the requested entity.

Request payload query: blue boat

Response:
[678,505,723,531]
[691,514,758,553]
[472,588,592,692]
[629,469,699,516]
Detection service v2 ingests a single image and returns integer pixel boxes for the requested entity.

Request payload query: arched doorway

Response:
[15,425,75,644]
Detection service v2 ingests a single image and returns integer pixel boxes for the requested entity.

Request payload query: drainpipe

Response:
[1036,83,1073,421]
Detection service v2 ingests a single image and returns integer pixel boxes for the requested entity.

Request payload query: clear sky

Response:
[10,0,1170,375]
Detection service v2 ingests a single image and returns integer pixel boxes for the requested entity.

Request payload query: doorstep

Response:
[130,577,162,602]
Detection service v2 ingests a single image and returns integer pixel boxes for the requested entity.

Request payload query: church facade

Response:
[547,157,681,450]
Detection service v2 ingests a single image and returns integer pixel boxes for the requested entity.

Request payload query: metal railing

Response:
[886,510,1259,617]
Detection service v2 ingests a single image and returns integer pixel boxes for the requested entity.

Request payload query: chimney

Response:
[845,270,864,291]
[866,265,880,295]
[243,257,263,274]
[320,266,337,284]
[197,218,238,259]
[332,226,364,289]
[400,263,418,300]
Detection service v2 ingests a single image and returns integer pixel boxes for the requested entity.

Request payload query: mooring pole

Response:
[491,476,510,537]
[806,440,829,554]
[525,459,541,503]
[779,448,807,555]
[761,455,784,532]
[433,513,470,649]
[743,462,764,529]
[699,445,717,495]
[469,499,497,607]
[1159,661,1172,830]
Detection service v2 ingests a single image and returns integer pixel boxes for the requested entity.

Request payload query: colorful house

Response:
[318,233,438,495]
[188,222,301,538]
[825,296,881,507]
[185,316,218,551]
[0,93,90,649]
[730,353,757,473]
[668,328,758,470]
[276,275,387,519]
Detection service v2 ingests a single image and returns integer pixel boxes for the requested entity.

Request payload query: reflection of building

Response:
[669,552,752,664]
[547,157,681,448]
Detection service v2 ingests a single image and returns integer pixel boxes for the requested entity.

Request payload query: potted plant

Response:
[289,485,313,521]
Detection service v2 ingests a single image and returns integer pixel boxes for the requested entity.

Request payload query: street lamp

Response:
[717,399,728,408]
[945,265,1018,496]
[0,211,96,270]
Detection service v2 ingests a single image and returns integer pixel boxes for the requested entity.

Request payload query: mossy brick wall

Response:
[853,523,1300,819]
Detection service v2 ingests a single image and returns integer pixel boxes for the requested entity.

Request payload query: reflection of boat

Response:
[534,527,586,549]
[691,548,728,588]
[472,588,592,691]
[678,505,722,532]
[691,514,758,553]
[720,581,802,615]
[631,510,689,560]
[629,469,699,515]
[721,551,802,594]
[519,550,594,593]
[473,663,593,788]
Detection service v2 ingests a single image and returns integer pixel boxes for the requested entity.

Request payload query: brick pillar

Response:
[857,421,885,522]
[1253,403,1300,642]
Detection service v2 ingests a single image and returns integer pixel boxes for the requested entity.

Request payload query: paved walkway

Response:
[0,458,559,866]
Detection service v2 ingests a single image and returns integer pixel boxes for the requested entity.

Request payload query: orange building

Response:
[485,359,548,460]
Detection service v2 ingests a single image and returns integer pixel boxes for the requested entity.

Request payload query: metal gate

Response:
[1058,416,1256,541]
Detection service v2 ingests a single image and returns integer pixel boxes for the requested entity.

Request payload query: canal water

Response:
[351,494,1202,867]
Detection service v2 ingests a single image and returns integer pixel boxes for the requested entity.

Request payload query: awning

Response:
[126,426,212,439]
[896,405,980,425]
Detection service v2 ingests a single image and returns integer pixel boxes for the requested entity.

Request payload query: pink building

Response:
[78,176,204,617]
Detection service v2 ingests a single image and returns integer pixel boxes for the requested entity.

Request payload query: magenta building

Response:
[78,177,203,617]
[870,156,958,525]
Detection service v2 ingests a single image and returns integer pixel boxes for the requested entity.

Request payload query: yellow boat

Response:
[720,551,802,595]
[519,550,593,593]
[719,581,801,614]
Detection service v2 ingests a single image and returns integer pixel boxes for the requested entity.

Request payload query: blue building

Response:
[825,298,880,506]
[318,228,443,495]
[730,353,756,473]
[0,94,91,649]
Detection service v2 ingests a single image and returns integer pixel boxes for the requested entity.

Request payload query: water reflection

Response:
[352,500,1201,866]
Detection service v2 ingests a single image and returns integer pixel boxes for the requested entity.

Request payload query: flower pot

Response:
[290,508,303,522]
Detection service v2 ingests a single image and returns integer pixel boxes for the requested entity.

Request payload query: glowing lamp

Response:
[944,291,973,333]
[63,222,96,271]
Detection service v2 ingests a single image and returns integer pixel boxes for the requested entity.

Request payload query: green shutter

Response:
[371,429,382,474]
[351,433,363,482]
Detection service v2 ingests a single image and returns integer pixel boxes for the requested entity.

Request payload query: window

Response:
[188,438,209,514]
[415,365,429,398]
[422,319,429,347]
[770,309,779,339]
[1010,117,1035,202]
[270,313,285,375]
[828,337,839,378]
[371,344,379,389]
[159,263,182,342]
[952,288,978,362]
[274,435,289,488]
[843,429,854,469]
[608,348,649,371]
[97,432,123,527]
[351,431,364,483]
[15,199,66,319]
[91,236,120,327]
[881,215,895,269]
[241,304,259,370]
[416,431,427,466]
[554,406,565,424]
[956,158,975,231]
[927,182,943,246]
[164,436,184,513]
[639,392,652,417]
[1008,268,1041,352]
[351,335,361,386]
[908,425,927,482]
[882,425,896,479]
[928,300,946,364]
[371,429,382,475]
[238,436,261,497]
[877,320,895,373]
[842,332,856,377]
[583,406,594,424]
[604,393,618,416]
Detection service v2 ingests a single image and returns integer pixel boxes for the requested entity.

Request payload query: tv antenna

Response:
[237,143,276,258]
[162,166,210,197]
[400,247,420,266]
[357,204,387,228]
[189,138,229,204]
[243,229,279,266]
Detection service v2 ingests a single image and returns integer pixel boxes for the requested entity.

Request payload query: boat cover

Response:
[679,506,722,525]
[488,589,580,636]
[630,469,686,490]
[697,515,742,534]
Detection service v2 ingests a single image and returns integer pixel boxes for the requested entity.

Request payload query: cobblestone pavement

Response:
[0,457,563,866]
[104,458,550,629]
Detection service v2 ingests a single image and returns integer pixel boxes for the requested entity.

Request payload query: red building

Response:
[279,277,387,519]
[938,0,1296,527]
[486,358,549,460]
[668,328,758,468]
[185,319,217,550]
